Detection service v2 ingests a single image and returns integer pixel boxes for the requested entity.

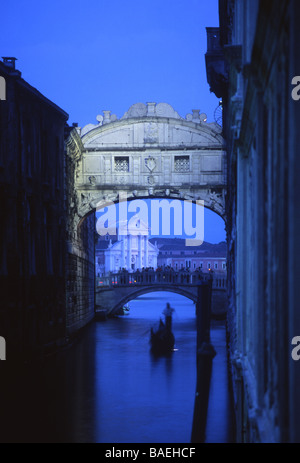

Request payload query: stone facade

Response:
[206,0,300,443]
[0,58,68,360]
[65,129,96,335]
[95,225,159,275]
[154,238,227,273]
[75,102,226,221]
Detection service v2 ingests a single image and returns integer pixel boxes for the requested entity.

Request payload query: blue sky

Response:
[1,0,224,242]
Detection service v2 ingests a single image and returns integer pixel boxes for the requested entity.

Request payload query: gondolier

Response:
[163,302,175,330]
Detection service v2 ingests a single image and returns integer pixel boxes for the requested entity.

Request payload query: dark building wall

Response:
[206,0,300,443]
[0,59,68,361]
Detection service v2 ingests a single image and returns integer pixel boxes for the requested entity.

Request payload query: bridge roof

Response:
[79,102,223,146]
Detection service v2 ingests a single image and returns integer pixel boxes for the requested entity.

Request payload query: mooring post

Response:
[191,279,216,443]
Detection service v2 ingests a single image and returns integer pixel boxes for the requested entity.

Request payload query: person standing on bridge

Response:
[163,303,175,331]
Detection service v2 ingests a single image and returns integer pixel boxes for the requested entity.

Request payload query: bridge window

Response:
[222,262,226,270]
[200,262,203,269]
[174,155,190,172]
[114,156,129,172]
[207,262,211,269]
[214,262,218,269]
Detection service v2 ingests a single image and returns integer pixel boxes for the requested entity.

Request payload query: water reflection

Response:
[0,291,234,443]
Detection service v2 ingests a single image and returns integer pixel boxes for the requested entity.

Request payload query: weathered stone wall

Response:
[65,218,95,335]
[65,129,96,336]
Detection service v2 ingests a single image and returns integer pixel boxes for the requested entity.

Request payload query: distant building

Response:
[152,238,227,273]
[95,219,159,275]
[96,232,227,276]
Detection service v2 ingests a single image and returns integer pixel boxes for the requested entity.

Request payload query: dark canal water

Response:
[1,292,235,443]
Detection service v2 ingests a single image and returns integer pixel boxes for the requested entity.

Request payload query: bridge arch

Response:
[102,285,199,315]
[67,102,226,233]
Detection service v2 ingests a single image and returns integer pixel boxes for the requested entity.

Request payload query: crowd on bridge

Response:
[105,265,213,286]
[115,265,214,275]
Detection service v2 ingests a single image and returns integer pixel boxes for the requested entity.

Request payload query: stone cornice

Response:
[65,128,84,162]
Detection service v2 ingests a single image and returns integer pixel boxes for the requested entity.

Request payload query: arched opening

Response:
[94,196,226,276]
[66,196,227,332]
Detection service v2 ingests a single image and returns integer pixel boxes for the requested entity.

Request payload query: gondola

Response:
[150,319,175,354]
[115,304,130,316]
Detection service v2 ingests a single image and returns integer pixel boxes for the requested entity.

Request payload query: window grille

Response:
[174,156,190,172]
[115,157,129,172]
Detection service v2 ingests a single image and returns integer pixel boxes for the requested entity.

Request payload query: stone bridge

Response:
[65,102,226,335]
[95,270,227,318]
[67,102,226,224]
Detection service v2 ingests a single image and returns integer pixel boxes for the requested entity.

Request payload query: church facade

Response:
[96,219,159,275]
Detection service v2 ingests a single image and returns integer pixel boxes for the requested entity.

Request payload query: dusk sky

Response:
[1,0,225,242]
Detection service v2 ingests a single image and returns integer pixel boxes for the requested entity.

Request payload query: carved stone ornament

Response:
[88,175,97,185]
[145,157,156,173]
[144,123,158,144]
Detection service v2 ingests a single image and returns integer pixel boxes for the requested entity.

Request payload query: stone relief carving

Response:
[88,176,97,186]
[147,175,155,185]
[145,157,156,173]
[144,123,158,143]
[209,191,224,208]
[122,103,147,119]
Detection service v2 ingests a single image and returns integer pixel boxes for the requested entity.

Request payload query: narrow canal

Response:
[1,292,235,443]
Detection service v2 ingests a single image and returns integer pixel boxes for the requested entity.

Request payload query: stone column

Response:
[127,234,132,271]
[191,281,216,443]
[121,237,125,269]
[110,252,114,272]
[138,235,142,270]
[144,235,148,268]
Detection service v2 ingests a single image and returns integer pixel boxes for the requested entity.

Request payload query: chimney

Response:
[2,57,17,70]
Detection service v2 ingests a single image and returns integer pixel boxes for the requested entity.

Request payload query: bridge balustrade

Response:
[95,271,227,290]
[96,270,218,289]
